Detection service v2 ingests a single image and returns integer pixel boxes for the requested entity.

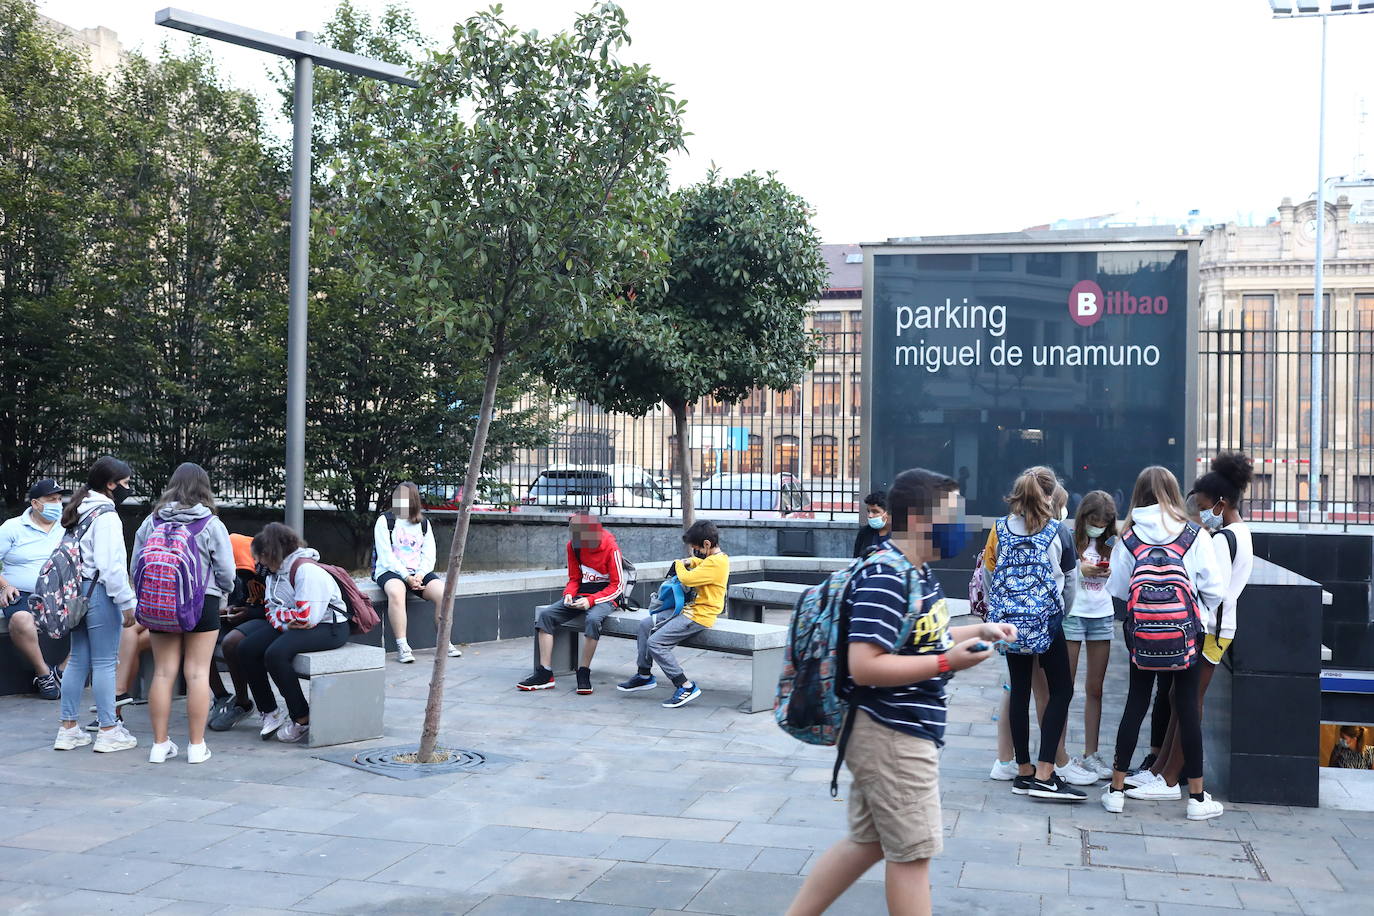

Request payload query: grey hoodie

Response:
[131,503,236,603]
[76,493,136,612]
[264,547,346,630]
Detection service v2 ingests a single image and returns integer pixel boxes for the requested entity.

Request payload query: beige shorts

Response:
[845,710,943,862]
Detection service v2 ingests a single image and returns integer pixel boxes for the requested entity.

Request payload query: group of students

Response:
[36,456,354,759]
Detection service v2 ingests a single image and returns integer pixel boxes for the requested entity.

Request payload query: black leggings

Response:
[1005,630,1073,766]
[1114,662,1203,780]
[238,620,350,721]
[1150,680,1172,751]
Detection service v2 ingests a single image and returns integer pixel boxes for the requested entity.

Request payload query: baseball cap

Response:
[28,479,72,501]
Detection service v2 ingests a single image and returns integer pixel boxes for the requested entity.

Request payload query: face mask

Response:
[1085,524,1106,539]
[1200,507,1223,530]
[111,484,131,506]
[930,522,971,559]
[692,548,709,560]
[39,502,61,522]
[867,515,886,531]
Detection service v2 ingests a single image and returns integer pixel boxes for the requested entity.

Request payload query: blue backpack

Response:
[775,546,923,796]
[985,517,1063,654]
[646,573,695,631]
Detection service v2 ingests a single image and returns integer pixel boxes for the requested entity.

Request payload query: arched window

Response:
[740,434,763,473]
[847,436,862,479]
[773,435,799,475]
[811,435,838,478]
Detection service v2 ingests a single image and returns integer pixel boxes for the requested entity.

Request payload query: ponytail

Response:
[62,455,132,530]
[1005,466,1056,534]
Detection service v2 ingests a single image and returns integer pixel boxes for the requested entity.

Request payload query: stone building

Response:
[39,16,125,76]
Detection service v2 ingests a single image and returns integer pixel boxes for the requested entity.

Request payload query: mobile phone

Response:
[1096,561,1110,569]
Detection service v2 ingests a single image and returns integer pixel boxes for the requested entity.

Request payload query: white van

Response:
[522,464,674,514]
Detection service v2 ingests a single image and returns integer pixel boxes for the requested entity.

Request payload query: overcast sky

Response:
[38,0,1374,242]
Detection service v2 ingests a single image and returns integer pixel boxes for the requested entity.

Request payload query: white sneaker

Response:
[1101,787,1125,813]
[276,719,309,744]
[989,759,1019,781]
[1124,768,1156,788]
[1056,760,1099,786]
[1187,792,1224,821]
[148,740,178,764]
[447,643,462,658]
[1126,773,1183,800]
[396,644,415,664]
[259,707,288,740]
[53,725,92,751]
[93,725,138,753]
[187,742,212,765]
[1081,752,1114,780]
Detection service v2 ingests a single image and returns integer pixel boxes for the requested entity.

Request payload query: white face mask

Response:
[1085,524,1106,539]
[1200,504,1223,530]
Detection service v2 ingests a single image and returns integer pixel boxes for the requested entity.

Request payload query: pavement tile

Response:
[597,836,666,863]
[466,897,651,915]
[720,821,843,851]
[1069,868,1127,898]
[913,885,1047,916]
[1041,900,1159,916]
[468,853,614,900]
[237,805,360,834]
[4,850,185,895]
[369,844,517,893]
[683,869,804,914]
[1230,881,1303,913]
[959,859,1069,894]
[576,862,713,910]
[1123,871,1244,909]
[36,888,176,914]
[1332,835,1374,869]
[680,793,784,823]
[1258,863,1345,891]
[746,847,811,875]
[292,878,482,914]
[1,812,161,853]
[591,813,734,843]
[88,821,245,862]
[765,795,848,830]
[1288,885,1370,915]
[646,840,761,871]
[141,864,331,908]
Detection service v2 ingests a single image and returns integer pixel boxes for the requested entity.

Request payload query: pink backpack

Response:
[134,517,213,632]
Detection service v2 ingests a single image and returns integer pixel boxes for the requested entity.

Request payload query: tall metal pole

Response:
[285,32,314,533]
[1310,13,1328,522]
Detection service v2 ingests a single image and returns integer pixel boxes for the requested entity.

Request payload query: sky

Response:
[37,0,1374,243]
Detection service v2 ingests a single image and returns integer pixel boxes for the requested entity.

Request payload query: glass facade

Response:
[868,244,1192,520]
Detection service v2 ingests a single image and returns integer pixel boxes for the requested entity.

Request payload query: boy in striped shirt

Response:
[787,468,1016,916]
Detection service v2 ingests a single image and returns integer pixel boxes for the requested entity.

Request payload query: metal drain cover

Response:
[315,744,493,780]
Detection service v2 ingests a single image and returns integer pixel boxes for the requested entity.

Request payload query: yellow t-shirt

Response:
[675,552,730,628]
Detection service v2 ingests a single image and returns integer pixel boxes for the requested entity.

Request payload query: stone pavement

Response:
[0,614,1369,915]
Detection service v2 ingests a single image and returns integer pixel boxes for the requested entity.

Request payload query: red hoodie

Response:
[563,525,625,606]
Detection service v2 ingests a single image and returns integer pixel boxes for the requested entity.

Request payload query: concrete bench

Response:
[727,581,809,622]
[547,608,786,714]
[291,644,385,747]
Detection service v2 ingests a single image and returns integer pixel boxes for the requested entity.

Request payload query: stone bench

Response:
[726,580,809,622]
[291,644,385,747]
[547,608,786,714]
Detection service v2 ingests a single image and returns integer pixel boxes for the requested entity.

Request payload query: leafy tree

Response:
[0,0,115,508]
[305,1,555,568]
[542,170,828,528]
[95,46,289,495]
[343,2,686,760]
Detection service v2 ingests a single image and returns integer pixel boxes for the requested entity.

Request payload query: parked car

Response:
[418,479,516,512]
[521,464,674,514]
[695,473,814,518]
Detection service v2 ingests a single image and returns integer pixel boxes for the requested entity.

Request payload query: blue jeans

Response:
[59,583,122,727]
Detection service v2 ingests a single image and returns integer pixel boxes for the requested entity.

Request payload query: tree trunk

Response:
[671,400,694,531]
[417,338,505,763]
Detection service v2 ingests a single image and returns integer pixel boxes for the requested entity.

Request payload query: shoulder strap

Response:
[421,517,429,536]
[288,556,313,587]
[1030,520,1060,550]
[385,512,396,542]
[1219,527,1238,563]
[1173,522,1200,553]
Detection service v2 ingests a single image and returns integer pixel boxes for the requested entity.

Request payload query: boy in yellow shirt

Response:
[618,520,729,708]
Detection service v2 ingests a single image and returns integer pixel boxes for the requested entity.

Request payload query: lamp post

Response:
[1269,1,1374,522]
[154,8,417,531]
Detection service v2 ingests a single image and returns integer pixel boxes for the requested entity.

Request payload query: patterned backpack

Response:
[30,506,114,639]
[985,517,1062,654]
[775,546,922,796]
[1122,523,1202,671]
[134,516,213,632]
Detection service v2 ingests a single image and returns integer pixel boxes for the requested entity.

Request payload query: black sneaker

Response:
[33,672,60,700]
[517,668,555,691]
[1028,773,1087,802]
[1011,774,1034,796]
[575,667,593,695]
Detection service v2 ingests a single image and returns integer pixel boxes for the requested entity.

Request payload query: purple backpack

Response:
[133,516,213,632]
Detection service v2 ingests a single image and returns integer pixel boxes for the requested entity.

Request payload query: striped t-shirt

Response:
[846,560,954,745]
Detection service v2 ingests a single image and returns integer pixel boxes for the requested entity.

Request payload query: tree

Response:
[303,1,556,568]
[542,170,828,528]
[0,0,115,508]
[343,2,686,761]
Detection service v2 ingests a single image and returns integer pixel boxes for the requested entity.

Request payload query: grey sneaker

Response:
[276,719,309,744]
[33,672,60,700]
[209,699,253,732]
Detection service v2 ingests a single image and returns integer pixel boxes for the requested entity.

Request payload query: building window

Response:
[667,434,679,476]
[776,385,800,416]
[704,395,728,416]
[1296,474,1330,511]
[850,372,862,416]
[740,434,763,473]
[773,435,799,475]
[1242,295,1276,448]
[812,372,840,416]
[811,435,838,478]
[847,312,864,354]
[847,436,861,480]
[740,388,766,415]
[814,311,843,352]
[1249,472,1274,515]
[1026,252,1061,277]
[1355,475,1374,514]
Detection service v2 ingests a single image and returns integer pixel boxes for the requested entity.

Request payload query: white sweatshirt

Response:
[75,494,136,612]
[1107,505,1229,623]
[265,547,346,630]
[373,516,436,578]
[1205,521,1253,640]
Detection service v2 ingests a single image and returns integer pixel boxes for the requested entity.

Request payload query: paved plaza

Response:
[0,613,1370,915]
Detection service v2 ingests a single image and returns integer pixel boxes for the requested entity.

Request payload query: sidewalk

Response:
[0,617,1368,915]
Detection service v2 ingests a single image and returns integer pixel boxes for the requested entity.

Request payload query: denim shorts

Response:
[1062,614,1114,642]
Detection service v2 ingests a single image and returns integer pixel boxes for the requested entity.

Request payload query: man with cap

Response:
[0,479,71,699]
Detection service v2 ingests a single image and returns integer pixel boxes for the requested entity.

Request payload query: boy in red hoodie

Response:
[517,513,626,695]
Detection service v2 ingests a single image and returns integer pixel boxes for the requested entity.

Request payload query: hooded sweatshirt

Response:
[562,525,625,606]
[1107,504,1229,626]
[75,493,136,612]
[264,547,346,631]
[373,515,436,578]
[131,502,236,603]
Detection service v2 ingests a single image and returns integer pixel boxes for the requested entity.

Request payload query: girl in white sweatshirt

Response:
[54,456,139,754]
[373,481,456,663]
[1103,466,1228,821]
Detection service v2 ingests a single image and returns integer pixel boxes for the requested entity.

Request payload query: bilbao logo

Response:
[1068,280,1168,327]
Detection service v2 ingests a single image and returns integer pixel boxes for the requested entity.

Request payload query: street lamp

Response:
[155,9,417,531]
[1269,0,1374,522]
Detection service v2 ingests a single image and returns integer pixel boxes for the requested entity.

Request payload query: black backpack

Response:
[371,513,430,578]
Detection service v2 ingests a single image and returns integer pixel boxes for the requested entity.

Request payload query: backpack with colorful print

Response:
[134,517,213,632]
[985,517,1062,655]
[1123,523,1202,671]
[30,506,113,639]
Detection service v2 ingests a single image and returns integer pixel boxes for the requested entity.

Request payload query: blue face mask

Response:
[1200,507,1223,531]
[930,521,971,558]
[867,515,886,531]
[39,502,61,522]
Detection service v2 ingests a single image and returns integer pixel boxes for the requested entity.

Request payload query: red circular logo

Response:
[1069,280,1104,327]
